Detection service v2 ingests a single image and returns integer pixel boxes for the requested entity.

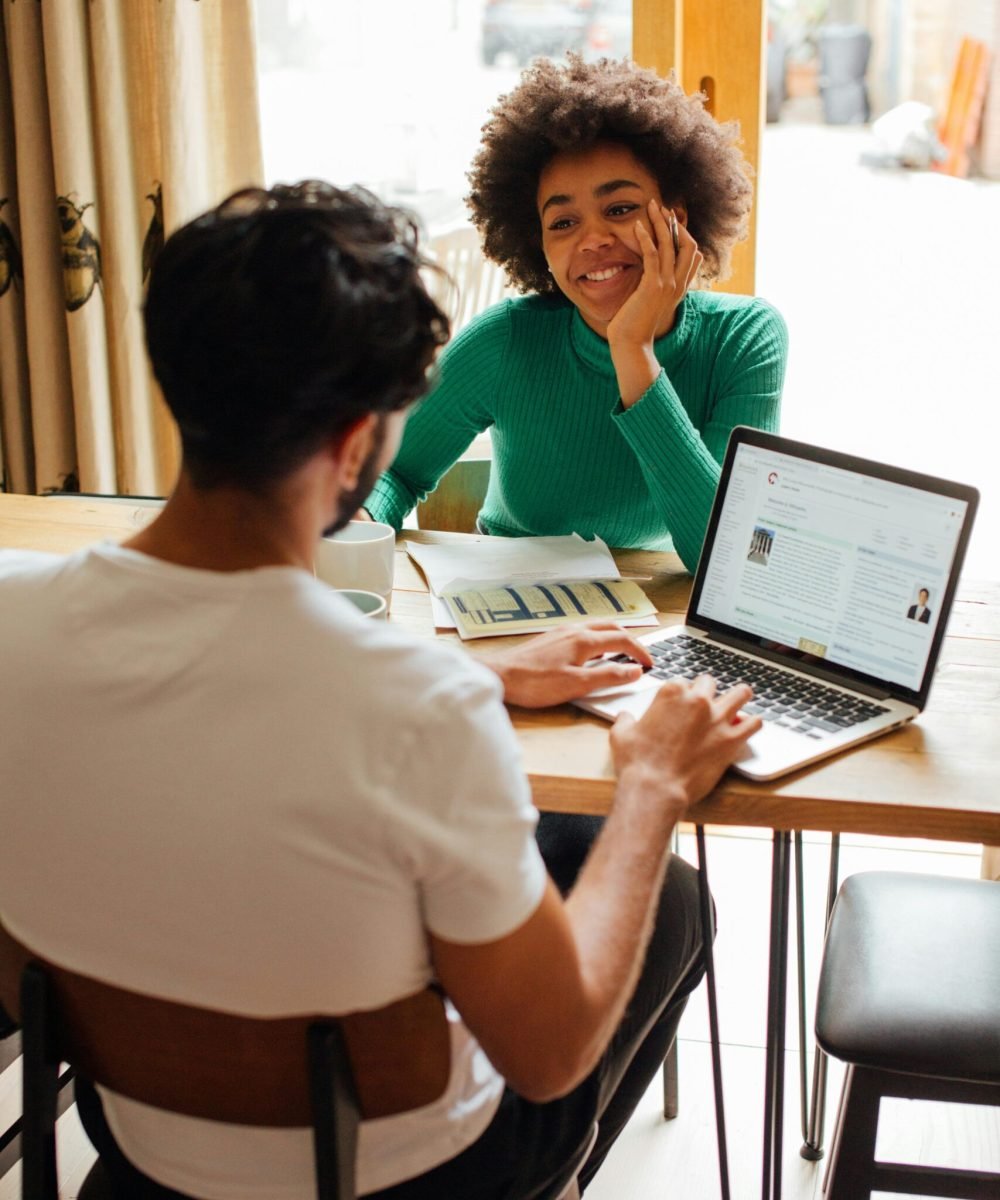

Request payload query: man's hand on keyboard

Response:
[485,623,654,709]
[611,676,762,809]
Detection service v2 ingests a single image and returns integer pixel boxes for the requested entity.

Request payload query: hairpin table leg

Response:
[696,826,730,1200]
[762,829,792,1200]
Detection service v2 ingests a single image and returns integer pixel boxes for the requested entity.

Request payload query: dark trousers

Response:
[77,812,709,1198]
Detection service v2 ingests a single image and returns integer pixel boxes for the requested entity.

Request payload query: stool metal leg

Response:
[824,1065,881,1200]
[696,826,730,1200]
[761,830,791,1200]
[662,1038,679,1120]
[801,834,840,1161]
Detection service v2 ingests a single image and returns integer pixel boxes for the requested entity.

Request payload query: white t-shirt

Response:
[0,544,547,1198]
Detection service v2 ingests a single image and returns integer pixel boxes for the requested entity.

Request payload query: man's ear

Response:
[331,413,378,491]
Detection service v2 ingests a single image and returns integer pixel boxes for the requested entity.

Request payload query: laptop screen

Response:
[688,430,978,705]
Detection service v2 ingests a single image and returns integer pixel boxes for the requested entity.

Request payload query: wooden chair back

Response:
[416,457,491,534]
[0,922,450,1200]
[424,226,512,334]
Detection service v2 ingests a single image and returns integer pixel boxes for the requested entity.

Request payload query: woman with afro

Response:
[364,54,788,571]
[366,61,784,1150]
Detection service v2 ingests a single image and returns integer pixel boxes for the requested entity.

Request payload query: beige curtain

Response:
[0,0,263,497]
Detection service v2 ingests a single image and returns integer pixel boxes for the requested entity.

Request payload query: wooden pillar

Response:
[632,0,682,81]
[632,0,766,296]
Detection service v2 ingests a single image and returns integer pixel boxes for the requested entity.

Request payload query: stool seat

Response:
[816,871,1000,1200]
[816,871,1000,1081]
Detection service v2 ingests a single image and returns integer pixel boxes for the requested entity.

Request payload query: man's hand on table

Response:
[484,623,653,708]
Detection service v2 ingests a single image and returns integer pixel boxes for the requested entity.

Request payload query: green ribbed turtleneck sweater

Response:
[365,290,787,572]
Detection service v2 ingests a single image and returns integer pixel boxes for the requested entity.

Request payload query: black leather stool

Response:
[815,871,1000,1199]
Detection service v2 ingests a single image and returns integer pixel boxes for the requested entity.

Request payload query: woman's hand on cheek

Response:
[607,201,701,407]
[675,219,704,309]
[606,201,674,352]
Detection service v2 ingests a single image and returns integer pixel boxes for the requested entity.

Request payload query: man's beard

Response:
[321,414,388,537]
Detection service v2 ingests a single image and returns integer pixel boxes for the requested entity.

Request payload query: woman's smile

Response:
[574,258,641,315]
[580,263,631,284]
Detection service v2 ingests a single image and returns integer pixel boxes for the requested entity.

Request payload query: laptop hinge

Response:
[708,631,893,700]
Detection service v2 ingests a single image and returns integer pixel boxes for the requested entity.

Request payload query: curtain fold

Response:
[0,0,263,497]
[0,12,31,491]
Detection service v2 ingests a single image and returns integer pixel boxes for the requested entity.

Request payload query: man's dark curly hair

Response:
[145,181,449,489]
[467,55,753,294]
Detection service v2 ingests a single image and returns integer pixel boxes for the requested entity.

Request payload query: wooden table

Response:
[4,495,1000,1198]
[392,529,1000,846]
[6,495,996,845]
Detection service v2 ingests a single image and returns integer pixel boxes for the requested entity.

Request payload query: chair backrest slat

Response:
[19,965,61,1200]
[416,457,491,533]
[424,225,514,335]
[0,922,450,1126]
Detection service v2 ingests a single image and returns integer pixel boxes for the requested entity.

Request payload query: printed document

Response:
[405,534,659,635]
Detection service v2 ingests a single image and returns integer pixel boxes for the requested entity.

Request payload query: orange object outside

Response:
[935,36,991,178]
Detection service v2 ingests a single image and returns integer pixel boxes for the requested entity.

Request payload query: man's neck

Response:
[124,472,321,573]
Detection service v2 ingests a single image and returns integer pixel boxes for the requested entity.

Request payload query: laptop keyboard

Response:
[627,635,890,740]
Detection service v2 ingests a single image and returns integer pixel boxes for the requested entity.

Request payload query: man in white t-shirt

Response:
[0,183,759,1199]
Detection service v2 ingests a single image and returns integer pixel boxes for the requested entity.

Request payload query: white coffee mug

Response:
[333,588,388,620]
[314,520,395,607]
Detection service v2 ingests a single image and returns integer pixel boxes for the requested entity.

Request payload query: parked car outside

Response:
[584,0,631,60]
[481,0,591,66]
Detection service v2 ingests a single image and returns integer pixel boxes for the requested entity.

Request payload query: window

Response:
[254,0,631,234]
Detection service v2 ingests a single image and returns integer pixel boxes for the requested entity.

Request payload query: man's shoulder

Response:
[0,547,65,580]
[295,589,504,718]
[0,549,73,617]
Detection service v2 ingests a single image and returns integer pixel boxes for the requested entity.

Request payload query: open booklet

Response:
[405,534,658,640]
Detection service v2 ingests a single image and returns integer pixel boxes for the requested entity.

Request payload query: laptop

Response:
[575,428,979,780]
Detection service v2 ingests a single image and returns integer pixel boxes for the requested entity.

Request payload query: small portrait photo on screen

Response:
[906,586,933,624]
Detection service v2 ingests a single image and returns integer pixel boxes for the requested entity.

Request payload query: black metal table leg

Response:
[761,829,792,1200]
[696,826,730,1200]
[801,833,840,1161]
[794,832,809,1146]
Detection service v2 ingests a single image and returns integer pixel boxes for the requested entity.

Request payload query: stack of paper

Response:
[405,534,658,640]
